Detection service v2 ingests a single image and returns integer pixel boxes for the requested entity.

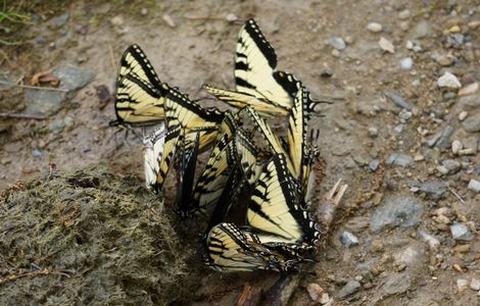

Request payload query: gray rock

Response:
[49,119,66,133]
[382,273,411,295]
[369,159,380,172]
[386,153,413,167]
[24,89,66,116]
[329,36,346,50]
[340,231,359,248]
[399,57,413,70]
[50,13,69,28]
[32,149,43,158]
[442,159,461,173]
[384,92,412,110]
[370,195,423,232]
[337,280,361,298]
[35,36,47,45]
[450,223,473,241]
[462,114,480,133]
[458,94,480,111]
[53,66,95,91]
[415,180,447,200]
[467,179,480,192]
[411,20,432,39]
[428,126,454,149]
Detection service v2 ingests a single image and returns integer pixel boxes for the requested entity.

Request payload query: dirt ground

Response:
[1,0,480,305]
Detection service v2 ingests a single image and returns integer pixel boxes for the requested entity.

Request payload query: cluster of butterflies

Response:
[111,19,337,272]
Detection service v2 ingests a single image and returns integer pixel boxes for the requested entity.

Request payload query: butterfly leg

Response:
[315,179,348,236]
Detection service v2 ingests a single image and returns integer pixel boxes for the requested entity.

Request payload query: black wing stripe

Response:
[242,19,277,68]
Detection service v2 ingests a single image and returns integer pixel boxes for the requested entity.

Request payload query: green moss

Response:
[0,166,198,305]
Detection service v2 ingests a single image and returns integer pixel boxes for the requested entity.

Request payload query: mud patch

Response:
[0,166,197,305]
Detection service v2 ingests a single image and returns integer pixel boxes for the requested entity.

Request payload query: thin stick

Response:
[448,186,465,205]
[0,112,47,120]
[0,80,68,92]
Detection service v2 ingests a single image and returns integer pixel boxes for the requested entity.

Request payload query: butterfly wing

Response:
[205,223,287,272]
[144,123,167,192]
[246,154,320,245]
[164,87,224,151]
[113,44,169,126]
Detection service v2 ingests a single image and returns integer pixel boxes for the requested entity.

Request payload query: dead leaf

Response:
[30,70,60,87]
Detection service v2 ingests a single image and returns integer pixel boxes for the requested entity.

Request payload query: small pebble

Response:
[329,36,346,50]
[379,37,395,53]
[470,279,480,291]
[458,111,468,121]
[162,14,176,28]
[225,13,238,22]
[458,82,479,96]
[467,179,480,192]
[399,109,412,121]
[110,15,124,26]
[140,8,148,15]
[434,54,454,66]
[450,223,473,241]
[307,283,324,302]
[442,159,461,173]
[451,140,463,154]
[437,72,461,89]
[418,231,440,250]
[368,126,378,138]
[320,293,331,305]
[337,280,361,298]
[399,57,413,70]
[369,159,380,172]
[367,22,383,33]
[457,279,469,293]
[340,231,359,248]
[32,149,43,158]
[398,9,411,20]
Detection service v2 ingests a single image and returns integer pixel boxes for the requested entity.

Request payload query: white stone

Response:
[225,13,238,22]
[379,37,395,53]
[470,279,480,291]
[367,22,383,32]
[451,140,463,154]
[468,179,480,192]
[398,10,411,19]
[458,111,468,121]
[457,279,469,292]
[437,72,461,89]
[400,57,414,70]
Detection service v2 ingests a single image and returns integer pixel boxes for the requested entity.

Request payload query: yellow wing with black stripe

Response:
[164,87,224,151]
[112,44,169,126]
[204,19,299,116]
[205,222,290,272]
[246,154,320,245]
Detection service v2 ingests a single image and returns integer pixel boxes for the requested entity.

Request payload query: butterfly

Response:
[246,153,321,249]
[204,19,330,117]
[205,222,300,272]
[111,44,169,127]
